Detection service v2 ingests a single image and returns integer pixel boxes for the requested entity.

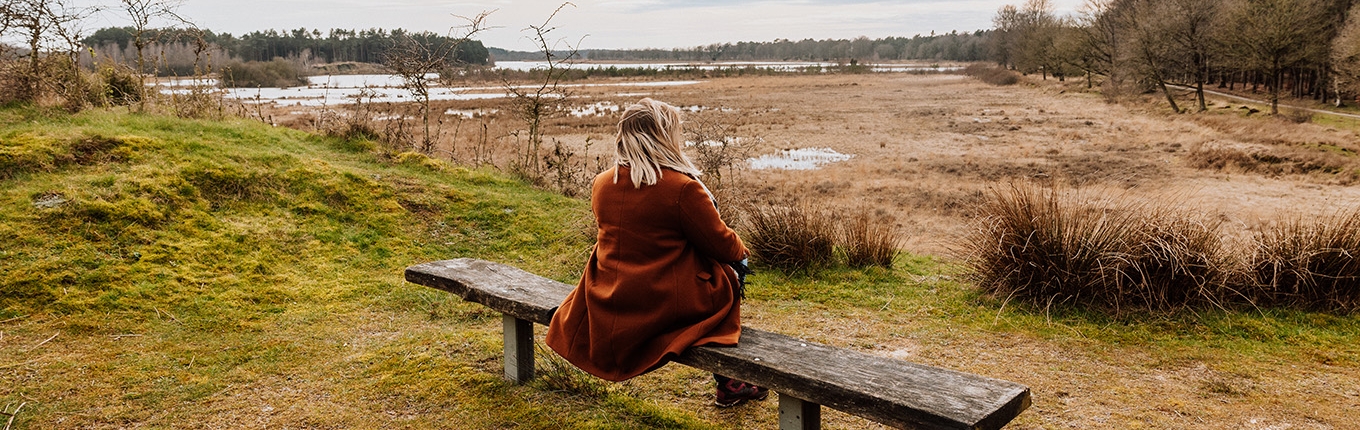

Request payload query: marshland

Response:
[4,0,1360,428]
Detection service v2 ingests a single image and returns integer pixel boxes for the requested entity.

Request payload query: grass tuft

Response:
[961,184,1231,313]
[1249,208,1360,312]
[740,201,835,272]
[534,343,609,399]
[838,208,906,269]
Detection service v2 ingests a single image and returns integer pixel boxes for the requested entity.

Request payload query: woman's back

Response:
[546,166,745,381]
[547,97,767,407]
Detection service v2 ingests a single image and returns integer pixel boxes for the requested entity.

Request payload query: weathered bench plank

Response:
[406,258,1031,430]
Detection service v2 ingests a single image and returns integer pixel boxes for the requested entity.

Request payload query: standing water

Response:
[748,148,854,170]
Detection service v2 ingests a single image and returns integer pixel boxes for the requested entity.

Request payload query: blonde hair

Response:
[613,98,701,188]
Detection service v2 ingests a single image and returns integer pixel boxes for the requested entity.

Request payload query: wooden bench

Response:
[406,258,1031,430]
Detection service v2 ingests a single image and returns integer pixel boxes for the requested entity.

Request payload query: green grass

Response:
[0,105,691,428]
[750,252,1359,370]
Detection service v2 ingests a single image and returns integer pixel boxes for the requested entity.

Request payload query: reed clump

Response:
[963,184,1360,314]
[741,201,835,272]
[740,201,907,272]
[962,185,1232,313]
[1248,209,1360,312]
[839,208,905,269]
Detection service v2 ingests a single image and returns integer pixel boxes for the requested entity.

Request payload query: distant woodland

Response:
[80,27,491,75]
[991,0,1360,112]
[13,0,1360,108]
[580,32,991,62]
[75,26,990,77]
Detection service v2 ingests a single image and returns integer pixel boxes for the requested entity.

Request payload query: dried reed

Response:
[1249,208,1360,313]
[741,201,835,272]
[839,209,905,269]
[962,184,1232,313]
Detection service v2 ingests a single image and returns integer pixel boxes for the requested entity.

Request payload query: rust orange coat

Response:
[546,166,747,381]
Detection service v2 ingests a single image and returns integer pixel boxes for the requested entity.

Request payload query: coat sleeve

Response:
[677,180,748,263]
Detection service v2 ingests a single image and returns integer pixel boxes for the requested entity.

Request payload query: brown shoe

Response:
[714,379,770,407]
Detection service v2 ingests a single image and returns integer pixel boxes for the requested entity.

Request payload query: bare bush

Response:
[685,113,754,190]
[963,64,1020,86]
[94,63,142,106]
[839,208,906,269]
[1249,208,1360,313]
[384,12,490,155]
[741,201,836,272]
[505,3,580,180]
[960,184,1233,313]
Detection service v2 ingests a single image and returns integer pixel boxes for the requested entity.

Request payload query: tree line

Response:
[577,32,990,63]
[990,0,1360,113]
[81,26,490,71]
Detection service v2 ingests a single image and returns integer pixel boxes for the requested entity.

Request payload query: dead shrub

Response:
[167,85,225,119]
[742,201,835,272]
[1186,144,1360,184]
[960,184,1233,313]
[1248,208,1360,313]
[95,64,143,106]
[685,114,754,190]
[963,64,1019,86]
[839,208,905,269]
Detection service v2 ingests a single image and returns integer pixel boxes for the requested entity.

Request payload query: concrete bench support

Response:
[503,315,535,383]
[779,394,822,430]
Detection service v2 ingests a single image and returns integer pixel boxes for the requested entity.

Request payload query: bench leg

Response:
[502,314,534,383]
[778,393,821,430]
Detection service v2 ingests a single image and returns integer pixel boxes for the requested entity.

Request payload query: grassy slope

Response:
[0,106,709,428]
[2,106,1359,428]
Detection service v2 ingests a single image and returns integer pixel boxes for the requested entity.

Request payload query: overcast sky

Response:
[79,0,1087,51]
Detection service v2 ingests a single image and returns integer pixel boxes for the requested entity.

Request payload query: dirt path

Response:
[1169,83,1360,120]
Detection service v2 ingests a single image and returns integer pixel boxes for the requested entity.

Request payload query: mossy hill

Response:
[0,106,717,428]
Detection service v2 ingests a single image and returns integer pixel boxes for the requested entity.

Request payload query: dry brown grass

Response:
[1249,207,1360,312]
[740,201,836,272]
[961,184,1233,313]
[1186,142,1360,185]
[839,207,905,269]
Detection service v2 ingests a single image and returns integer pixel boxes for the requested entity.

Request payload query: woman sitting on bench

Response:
[545,98,767,407]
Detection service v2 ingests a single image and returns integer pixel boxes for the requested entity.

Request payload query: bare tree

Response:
[989,4,1023,69]
[1332,3,1360,104]
[1,0,97,101]
[505,2,581,179]
[1068,0,1126,89]
[384,12,490,155]
[1164,0,1222,112]
[1014,0,1061,79]
[1124,0,1183,112]
[118,0,185,111]
[120,0,181,74]
[1224,0,1332,114]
